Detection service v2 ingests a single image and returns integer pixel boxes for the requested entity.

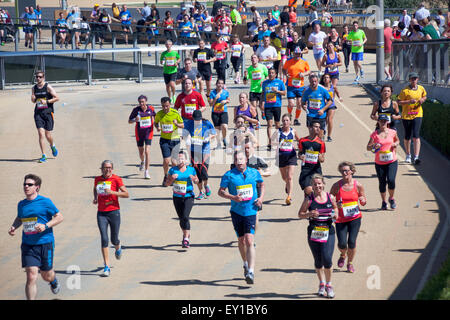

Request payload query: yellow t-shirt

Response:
[398,85,427,120]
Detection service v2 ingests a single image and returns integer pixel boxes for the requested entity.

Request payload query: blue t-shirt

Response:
[194,14,205,30]
[17,195,59,245]
[302,85,331,119]
[209,89,230,113]
[265,18,278,27]
[56,18,68,30]
[168,165,197,198]
[35,9,42,22]
[258,30,272,43]
[179,21,193,37]
[120,10,131,25]
[220,167,263,217]
[183,119,216,155]
[262,78,285,108]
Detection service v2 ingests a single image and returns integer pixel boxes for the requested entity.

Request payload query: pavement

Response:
[0,49,449,300]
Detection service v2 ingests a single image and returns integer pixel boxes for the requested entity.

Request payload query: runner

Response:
[366,114,400,210]
[209,79,230,149]
[175,57,202,92]
[330,161,367,273]
[262,68,286,150]
[155,96,184,186]
[174,78,206,121]
[8,174,63,300]
[307,22,327,76]
[397,72,427,164]
[219,151,265,284]
[341,25,352,73]
[286,31,308,59]
[55,12,68,48]
[211,36,229,83]
[93,160,129,277]
[183,110,216,200]
[273,114,300,205]
[319,73,337,142]
[31,70,60,163]
[119,5,132,45]
[228,116,258,153]
[298,174,338,298]
[164,151,199,248]
[255,36,278,70]
[235,92,259,135]
[282,46,311,126]
[321,41,342,103]
[160,40,181,103]
[128,95,156,179]
[298,120,326,196]
[348,21,367,84]
[370,84,401,130]
[193,39,216,97]
[244,54,269,120]
[230,34,245,84]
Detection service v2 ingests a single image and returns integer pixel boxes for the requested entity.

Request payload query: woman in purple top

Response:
[234,92,259,133]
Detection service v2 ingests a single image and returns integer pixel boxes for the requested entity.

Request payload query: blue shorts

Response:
[352,52,364,61]
[21,242,54,271]
[287,86,306,99]
[159,138,180,159]
[314,51,325,60]
[23,26,33,34]
[231,211,256,238]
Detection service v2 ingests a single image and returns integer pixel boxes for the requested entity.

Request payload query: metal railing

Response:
[392,39,450,87]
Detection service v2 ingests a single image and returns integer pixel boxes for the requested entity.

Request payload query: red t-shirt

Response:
[94,174,124,212]
[384,27,393,53]
[174,90,205,120]
[335,180,362,223]
[211,41,228,60]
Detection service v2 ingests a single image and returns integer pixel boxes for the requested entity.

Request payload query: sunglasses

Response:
[102,167,113,170]
[23,183,35,187]
[35,75,44,78]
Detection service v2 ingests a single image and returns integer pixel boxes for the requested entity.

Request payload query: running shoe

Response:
[294,119,300,126]
[337,255,346,268]
[285,196,292,206]
[103,265,111,277]
[196,192,206,200]
[325,284,335,298]
[261,112,266,120]
[414,157,421,165]
[38,154,47,163]
[162,174,168,187]
[360,69,365,78]
[171,96,176,104]
[25,41,28,47]
[347,263,355,273]
[345,67,349,73]
[182,239,190,248]
[49,278,61,294]
[243,264,249,277]
[318,283,326,296]
[139,161,145,171]
[389,198,397,209]
[381,201,388,210]
[148,52,152,57]
[144,170,150,179]
[405,155,412,164]
[115,247,122,260]
[1,42,4,46]
[205,185,212,197]
[327,136,332,142]
[353,75,360,84]
[51,145,58,157]
[245,271,254,284]
[223,139,227,149]
[267,144,272,151]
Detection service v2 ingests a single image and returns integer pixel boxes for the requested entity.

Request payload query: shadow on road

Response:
[0,158,40,162]
[140,278,251,290]
[122,241,237,252]
[225,292,317,299]
[54,267,104,276]
[261,268,316,274]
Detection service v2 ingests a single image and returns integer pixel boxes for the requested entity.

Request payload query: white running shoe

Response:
[144,170,150,179]
[405,155,412,163]
[139,161,144,171]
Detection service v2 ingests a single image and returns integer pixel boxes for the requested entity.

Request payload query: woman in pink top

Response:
[366,114,399,210]
[330,161,366,273]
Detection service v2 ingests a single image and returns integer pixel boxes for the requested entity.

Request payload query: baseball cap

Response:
[378,114,390,121]
[193,110,202,120]
[408,72,419,79]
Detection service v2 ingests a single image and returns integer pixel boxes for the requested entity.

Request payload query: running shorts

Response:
[21,242,54,271]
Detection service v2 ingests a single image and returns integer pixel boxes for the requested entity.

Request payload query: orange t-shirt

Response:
[283,58,310,88]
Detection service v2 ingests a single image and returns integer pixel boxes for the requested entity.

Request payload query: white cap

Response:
[392,21,399,27]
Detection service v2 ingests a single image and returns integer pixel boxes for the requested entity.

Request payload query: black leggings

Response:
[342,45,351,69]
[307,225,335,269]
[336,217,361,250]
[375,161,398,193]
[173,196,194,230]
[215,67,227,83]
[97,210,121,248]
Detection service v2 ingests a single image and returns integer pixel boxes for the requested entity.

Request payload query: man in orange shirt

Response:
[282,47,311,126]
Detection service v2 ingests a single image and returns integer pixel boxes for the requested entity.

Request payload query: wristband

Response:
[45,224,49,230]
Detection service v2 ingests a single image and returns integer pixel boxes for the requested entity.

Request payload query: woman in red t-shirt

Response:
[330,161,366,274]
[93,160,129,277]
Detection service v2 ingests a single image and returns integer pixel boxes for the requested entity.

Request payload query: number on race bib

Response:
[310,226,329,242]
[342,201,360,217]
[173,180,187,196]
[22,217,38,235]
[379,150,394,162]
[139,116,152,128]
[162,123,173,133]
[96,181,112,196]
[309,99,321,110]
[237,184,253,201]
[305,150,319,164]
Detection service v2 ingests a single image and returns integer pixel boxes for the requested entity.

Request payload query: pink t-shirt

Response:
[370,129,397,165]
[384,27,393,53]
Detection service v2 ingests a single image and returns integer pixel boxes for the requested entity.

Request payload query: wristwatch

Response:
[45,224,49,230]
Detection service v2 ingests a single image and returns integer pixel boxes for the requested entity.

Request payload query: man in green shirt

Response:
[348,21,367,84]
[230,5,242,25]
[154,96,184,186]
[272,6,281,21]
[244,54,269,120]
[420,17,439,40]
[160,40,181,104]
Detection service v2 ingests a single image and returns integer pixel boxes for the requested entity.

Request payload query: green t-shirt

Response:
[422,24,439,40]
[272,10,281,20]
[154,108,183,140]
[247,64,268,93]
[160,50,180,74]
[230,9,242,25]
[348,29,366,53]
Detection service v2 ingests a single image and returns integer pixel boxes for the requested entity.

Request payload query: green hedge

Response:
[417,251,450,300]
[420,100,450,158]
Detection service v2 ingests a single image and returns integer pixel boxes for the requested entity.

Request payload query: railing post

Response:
[112,33,116,61]
[137,51,143,83]
[86,53,92,85]
[0,57,5,90]
[434,44,440,84]
[427,44,433,84]
[52,28,56,51]
[443,43,449,85]
[14,27,19,52]
[32,27,37,51]
[133,33,138,64]
[40,55,45,74]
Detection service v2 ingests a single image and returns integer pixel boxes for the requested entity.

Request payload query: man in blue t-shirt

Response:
[301,73,332,138]
[8,174,64,300]
[119,5,132,44]
[219,151,265,285]
[183,110,216,200]
[261,68,286,150]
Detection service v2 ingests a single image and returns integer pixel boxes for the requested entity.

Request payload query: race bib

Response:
[310,226,329,243]
[279,139,294,152]
[328,66,338,73]
[22,217,38,235]
[305,150,319,164]
[162,123,173,133]
[102,17,108,23]
[121,14,128,21]
[197,52,207,61]
[280,48,286,55]
[216,51,224,60]
[342,201,360,217]
[352,40,361,46]
[214,102,224,113]
[173,180,187,196]
[292,78,302,88]
[139,116,152,128]
[309,98,321,110]
[96,181,112,196]
[165,57,175,66]
[184,104,196,115]
[314,43,323,51]
[237,184,253,201]
[36,98,48,109]
[379,150,394,162]
[191,135,204,146]
[232,45,242,57]
[251,71,262,80]
[266,92,276,103]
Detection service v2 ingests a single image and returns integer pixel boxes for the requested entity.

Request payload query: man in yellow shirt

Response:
[397,72,427,165]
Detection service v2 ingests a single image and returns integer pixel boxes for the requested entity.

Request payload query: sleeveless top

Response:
[377,99,396,129]
[336,180,362,223]
[236,105,255,130]
[325,52,339,75]
[308,192,334,227]
[278,127,296,156]
[33,83,54,113]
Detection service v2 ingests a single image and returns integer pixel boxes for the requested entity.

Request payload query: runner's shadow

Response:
[174,216,231,221]
[126,184,162,189]
[260,268,316,274]
[0,158,40,162]
[259,217,298,223]
[140,278,250,290]
[353,162,375,166]
[193,201,230,206]
[225,292,317,299]
[131,197,173,201]
[122,244,186,253]
[54,267,104,276]
[360,208,381,213]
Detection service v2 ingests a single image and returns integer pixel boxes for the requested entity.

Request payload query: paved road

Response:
[0,52,448,300]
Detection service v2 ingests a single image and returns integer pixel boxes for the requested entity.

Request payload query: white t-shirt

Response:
[255,45,278,68]
[308,31,328,55]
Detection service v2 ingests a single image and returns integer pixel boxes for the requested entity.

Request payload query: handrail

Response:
[392,39,450,46]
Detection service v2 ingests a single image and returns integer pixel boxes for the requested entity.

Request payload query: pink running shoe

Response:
[347,263,355,273]
[338,255,346,268]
